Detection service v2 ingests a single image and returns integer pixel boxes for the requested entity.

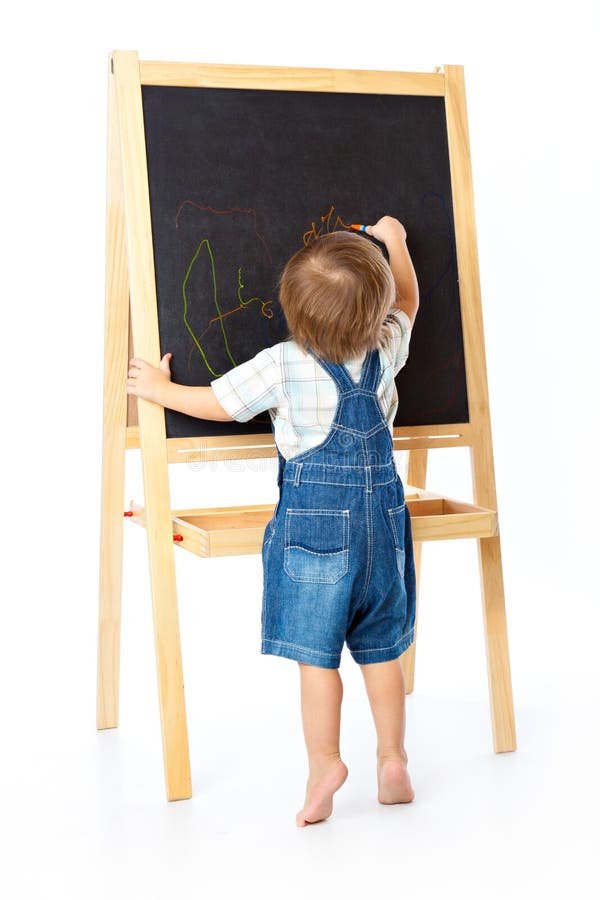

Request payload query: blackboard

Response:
[141,84,468,440]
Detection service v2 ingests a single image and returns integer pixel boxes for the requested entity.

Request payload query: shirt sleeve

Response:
[382,308,412,376]
[210,346,281,422]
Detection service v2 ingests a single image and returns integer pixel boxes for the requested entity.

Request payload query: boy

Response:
[127,215,419,826]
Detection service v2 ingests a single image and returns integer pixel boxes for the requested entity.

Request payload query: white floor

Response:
[4,518,599,900]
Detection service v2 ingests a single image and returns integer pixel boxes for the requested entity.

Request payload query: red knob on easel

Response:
[173,534,183,542]
[124,510,133,517]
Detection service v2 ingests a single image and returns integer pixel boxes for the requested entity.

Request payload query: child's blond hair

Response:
[277,231,396,364]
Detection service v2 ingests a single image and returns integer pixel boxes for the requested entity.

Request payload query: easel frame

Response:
[97,51,516,801]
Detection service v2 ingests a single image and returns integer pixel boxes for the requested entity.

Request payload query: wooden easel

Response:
[97,51,516,801]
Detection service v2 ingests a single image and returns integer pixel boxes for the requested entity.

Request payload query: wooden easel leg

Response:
[96,367,127,730]
[143,491,192,799]
[97,60,129,732]
[443,63,517,752]
[96,329,127,729]
[400,448,428,694]
[477,534,517,752]
[112,51,192,799]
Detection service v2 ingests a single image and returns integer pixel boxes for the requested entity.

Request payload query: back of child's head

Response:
[278,231,396,365]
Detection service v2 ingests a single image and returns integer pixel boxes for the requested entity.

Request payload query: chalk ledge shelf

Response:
[128,488,498,558]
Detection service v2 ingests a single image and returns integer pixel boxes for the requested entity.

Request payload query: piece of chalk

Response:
[350,224,368,232]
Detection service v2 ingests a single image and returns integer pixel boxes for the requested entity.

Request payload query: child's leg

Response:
[359,658,415,804]
[296,663,349,827]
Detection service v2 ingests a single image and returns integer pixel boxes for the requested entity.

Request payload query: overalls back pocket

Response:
[386,504,407,578]
[284,508,350,584]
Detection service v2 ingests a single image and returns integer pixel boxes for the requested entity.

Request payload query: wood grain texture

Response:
[139,60,445,96]
[124,424,475,459]
[112,50,192,799]
[128,491,498,556]
[444,65,516,752]
[97,57,129,731]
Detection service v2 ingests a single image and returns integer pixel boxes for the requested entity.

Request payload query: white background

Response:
[2,1,599,897]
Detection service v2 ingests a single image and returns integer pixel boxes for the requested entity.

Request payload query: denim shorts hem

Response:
[261,638,341,669]
[347,628,415,665]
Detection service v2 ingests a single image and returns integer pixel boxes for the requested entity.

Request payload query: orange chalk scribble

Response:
[302,205,353,246]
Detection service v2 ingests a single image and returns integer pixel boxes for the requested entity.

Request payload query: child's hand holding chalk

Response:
[351,216,407,245]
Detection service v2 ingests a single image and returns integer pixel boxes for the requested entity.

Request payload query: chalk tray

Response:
[128,487,498,558]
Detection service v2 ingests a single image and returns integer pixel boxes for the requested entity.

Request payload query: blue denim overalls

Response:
[261,345,416,668]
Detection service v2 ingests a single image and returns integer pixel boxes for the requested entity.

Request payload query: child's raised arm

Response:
[365,216,419,327]
[126,353,235,422]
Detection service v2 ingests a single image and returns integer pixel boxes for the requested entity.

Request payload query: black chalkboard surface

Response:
[141,85,468,440]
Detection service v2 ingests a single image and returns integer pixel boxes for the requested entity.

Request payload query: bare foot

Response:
[296,759,349,827]
[377,758,415,804]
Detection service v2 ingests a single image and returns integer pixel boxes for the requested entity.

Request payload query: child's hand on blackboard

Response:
[127,353,173,405]
[365,216,407,245]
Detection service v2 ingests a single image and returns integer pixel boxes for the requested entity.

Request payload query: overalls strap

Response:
[306,346,382,397]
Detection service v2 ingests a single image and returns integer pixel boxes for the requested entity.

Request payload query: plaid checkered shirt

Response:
[210,308,411,460]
